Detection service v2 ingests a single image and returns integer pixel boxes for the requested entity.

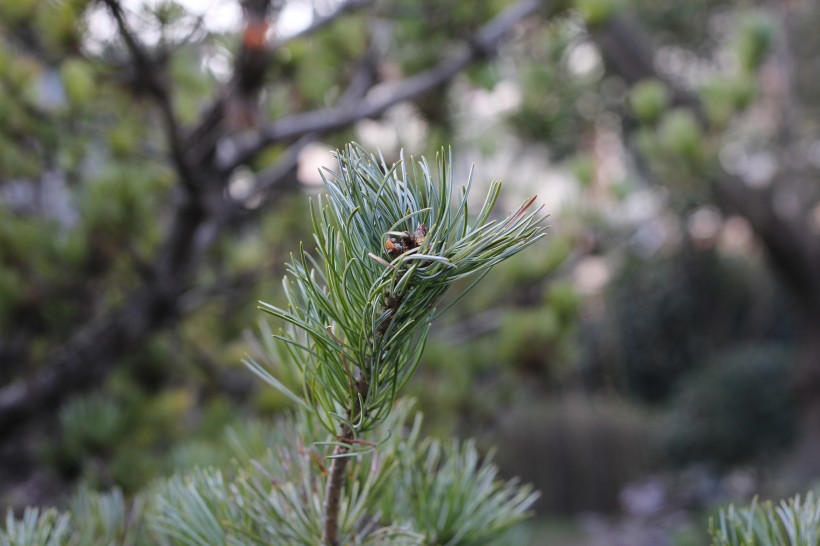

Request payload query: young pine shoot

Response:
[246,143,545,545]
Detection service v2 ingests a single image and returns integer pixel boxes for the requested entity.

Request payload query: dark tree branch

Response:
[0,1,219,439]
[245,135,312,203]
[0,191,221,438]
[0,288,180,436]
[220,0,550,171]
[184,0,372,166]
[276,0,371,48]
[185,0,278,166]
[712,174,820,317]
[239,44,379,205]
[102,0,198,192]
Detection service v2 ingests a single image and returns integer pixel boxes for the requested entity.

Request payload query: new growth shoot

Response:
[245,143,545,545]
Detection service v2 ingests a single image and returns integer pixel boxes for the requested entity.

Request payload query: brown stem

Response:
[323,423,354,546]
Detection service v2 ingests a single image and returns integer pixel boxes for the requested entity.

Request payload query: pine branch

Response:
[711,492,820,546]
[247,143,545,545]
[2,397,539,545]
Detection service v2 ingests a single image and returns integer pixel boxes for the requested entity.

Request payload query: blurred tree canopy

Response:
[3,0,820,515]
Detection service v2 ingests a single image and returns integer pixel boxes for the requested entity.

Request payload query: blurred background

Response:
[2,0,820,544]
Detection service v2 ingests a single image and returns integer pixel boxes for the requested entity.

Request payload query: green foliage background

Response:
[2,0,820,543]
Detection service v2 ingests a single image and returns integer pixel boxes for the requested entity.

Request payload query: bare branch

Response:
[102,0,198,192]
[275,0,371,48]
[238,45,379,204]
[220,0,550,171]
[244,135,312,203]
[185,0,277,165]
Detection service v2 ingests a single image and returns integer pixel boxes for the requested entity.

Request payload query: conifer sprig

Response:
[247,143,545,438]
[711,492,820,546]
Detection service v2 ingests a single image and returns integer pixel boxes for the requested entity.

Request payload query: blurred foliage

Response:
[407,249,580,438]
[0,1,816,542]
[629,79,669,125]
[733,12,775,75]
[493,394,659,514]
[508,17,606,160]
[583,242,794,403]
[698,76,756,128]
[573,0,623,27]
[630,0,731,49]
[664,343,797,468]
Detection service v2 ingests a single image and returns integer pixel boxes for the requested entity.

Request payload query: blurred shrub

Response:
[574,0,624,27]
[486,237,572,299]
[699,76,756,127]
[410,279,581,437]
[59,394,124,461]
[60,59,94,107]
[663,342,796,468]
[50,379,239,493]
[410,337,506,436]
[493,394,659,514]
[629,79,669,125]
[658,109,703,165]
[632,0,731,47]
[733,12,775,74]
[583,244,793,403]
[508,20,604,160]
[498,295,578,378]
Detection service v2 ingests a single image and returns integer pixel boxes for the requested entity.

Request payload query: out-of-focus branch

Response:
[589,16,701,115]
[220,0,550,171]
[245,135,312,202]
[276,0,371,48]
[0,288,177,437]
[186,0,372,166]
[102,0,198,192]
[0,1,233,439]
[238,45,379,204]
[185,0,277,165]
[712,174,820,316]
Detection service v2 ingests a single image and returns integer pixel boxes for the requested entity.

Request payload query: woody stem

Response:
[323,423,354,546]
